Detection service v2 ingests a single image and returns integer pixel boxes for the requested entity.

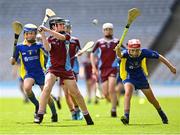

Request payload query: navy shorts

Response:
[24,72,45,86]
[123,78,149,90]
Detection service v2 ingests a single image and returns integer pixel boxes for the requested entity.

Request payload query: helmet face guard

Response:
[65,19,72,28]
[49,17,65,29]
[49,19,55,29]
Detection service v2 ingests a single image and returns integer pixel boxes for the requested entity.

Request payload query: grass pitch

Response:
[0,97,180,134]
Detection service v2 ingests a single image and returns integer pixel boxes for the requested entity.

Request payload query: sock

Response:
[157,108,166,118]
[111,108,116,112]
[48,100,57,115]
[124,110,130,119]
[28,92,39,113]
[125,113,129,119]
[82,111,89,116]
[38,108,45,115]
[157,108,163,115]
[156,107,162,111]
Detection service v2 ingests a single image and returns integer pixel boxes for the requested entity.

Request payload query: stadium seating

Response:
[150,37,180,84]
[0,0,176,80]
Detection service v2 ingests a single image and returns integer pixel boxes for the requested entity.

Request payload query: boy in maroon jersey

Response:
[91,23,118,117]
[34,17,94,125]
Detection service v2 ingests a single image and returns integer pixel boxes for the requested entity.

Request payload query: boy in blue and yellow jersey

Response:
[10,24,58,122]
[115,39,176,125]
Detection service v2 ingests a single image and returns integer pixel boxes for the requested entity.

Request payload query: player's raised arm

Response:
[39,29,51,51]
[115,46,122,58]
[39,26,66,40]
[158,54,176,74]
[39,17,68,41]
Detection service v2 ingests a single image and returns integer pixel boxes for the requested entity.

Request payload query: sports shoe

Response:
[158,111,168,124]
[84,114,94,125]
[76,110,83,120]
[51,114,58,122]
[72,113,77,120]
[111,111,117,117]
[34,114,44,124]
[87,120,94,125]
[121,115,129,125]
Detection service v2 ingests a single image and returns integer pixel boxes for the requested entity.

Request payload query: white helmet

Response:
[102,23,113,29]
[24,24,37,33]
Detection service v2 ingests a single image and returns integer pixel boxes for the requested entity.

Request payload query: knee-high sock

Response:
[27,92,39,113]
[48,99,57,115]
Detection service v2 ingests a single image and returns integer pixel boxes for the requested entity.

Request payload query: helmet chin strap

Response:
[27,39,36,44]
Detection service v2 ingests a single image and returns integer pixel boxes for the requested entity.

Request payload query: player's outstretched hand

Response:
[170,66,176,74]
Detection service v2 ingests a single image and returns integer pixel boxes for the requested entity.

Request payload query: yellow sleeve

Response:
[19,53,26,79]
[39,49,46,71]
[141,58,148,76]
[120,58,127,81]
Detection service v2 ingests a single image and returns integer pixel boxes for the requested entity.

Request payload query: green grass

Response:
[0,97,180,134]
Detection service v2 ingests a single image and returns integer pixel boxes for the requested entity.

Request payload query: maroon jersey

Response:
[92,38,119,69]
[47,33,71,71]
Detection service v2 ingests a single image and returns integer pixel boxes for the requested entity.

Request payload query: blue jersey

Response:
[14,40,46,79]
[120,49,159,80]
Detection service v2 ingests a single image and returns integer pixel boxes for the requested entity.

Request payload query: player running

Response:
[115,39,176,124]
[10,24,58,122]
[34,17,94,125]
[90,23,119,117]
